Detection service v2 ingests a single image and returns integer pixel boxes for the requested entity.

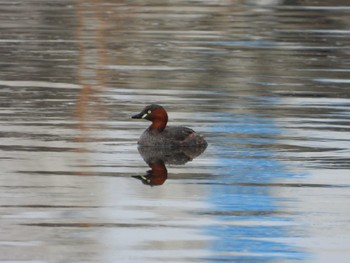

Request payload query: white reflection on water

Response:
[0,81,81,89]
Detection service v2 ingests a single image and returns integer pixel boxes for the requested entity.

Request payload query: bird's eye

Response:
[147,110,151,114]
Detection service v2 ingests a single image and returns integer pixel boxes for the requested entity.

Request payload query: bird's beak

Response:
[132,112,147,119]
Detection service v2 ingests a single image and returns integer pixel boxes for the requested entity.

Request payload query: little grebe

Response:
[132,104,207,148]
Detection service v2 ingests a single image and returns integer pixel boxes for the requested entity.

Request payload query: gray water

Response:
[1,0,350,262]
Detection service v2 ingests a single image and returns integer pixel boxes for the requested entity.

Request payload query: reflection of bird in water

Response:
[133,145,207,186]
[133,161,168,186]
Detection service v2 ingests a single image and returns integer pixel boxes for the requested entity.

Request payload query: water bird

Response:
[132,104,207,148]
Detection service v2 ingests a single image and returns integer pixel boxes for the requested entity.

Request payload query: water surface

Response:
[1,0,350,262]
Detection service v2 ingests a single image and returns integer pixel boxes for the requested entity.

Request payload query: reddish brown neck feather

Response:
[150,108,168,131]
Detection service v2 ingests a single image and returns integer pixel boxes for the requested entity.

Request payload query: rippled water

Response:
[1,0,350,262]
